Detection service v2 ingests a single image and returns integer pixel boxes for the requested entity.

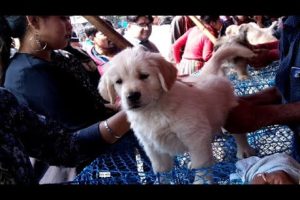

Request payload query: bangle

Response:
[103,120,121,139]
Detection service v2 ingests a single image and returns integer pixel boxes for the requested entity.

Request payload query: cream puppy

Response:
[216,21,278,80]
[214,31,252,80]
[239,22,278,45]
[99,45,255,183]
[226,22,278,45]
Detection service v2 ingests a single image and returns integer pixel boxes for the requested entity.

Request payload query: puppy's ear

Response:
[98,73,117,104]
[156,57,178,92]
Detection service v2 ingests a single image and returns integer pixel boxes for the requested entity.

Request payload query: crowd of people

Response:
[0,15,300,185]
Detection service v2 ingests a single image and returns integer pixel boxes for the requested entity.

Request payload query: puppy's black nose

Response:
[127,91,141,102]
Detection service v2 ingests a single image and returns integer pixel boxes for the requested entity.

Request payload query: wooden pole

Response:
[188,16,217,45]
[83,16,133,50]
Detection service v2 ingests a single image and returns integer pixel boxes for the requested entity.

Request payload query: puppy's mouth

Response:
[127,102,142,110]
[129,104,142,109]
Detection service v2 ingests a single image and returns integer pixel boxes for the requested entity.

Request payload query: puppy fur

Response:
[225,21,278,45]
[214,30,253,80]
[98,45,255,182]
[215,21,278,80]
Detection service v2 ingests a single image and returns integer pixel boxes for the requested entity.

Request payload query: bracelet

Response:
[104,120,121,139]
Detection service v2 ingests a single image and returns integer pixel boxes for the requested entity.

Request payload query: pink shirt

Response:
[173,25,218,65]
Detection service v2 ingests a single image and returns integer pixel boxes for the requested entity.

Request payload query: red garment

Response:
[253,40,280,61]
[250,40,280,68]
[172,25,217,66]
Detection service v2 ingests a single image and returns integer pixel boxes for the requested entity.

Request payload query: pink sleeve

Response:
[202,36,214,62]
[172,28,191,63]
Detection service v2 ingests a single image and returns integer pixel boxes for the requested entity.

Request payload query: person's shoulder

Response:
[10,53,49,70]
[6,53,31,74]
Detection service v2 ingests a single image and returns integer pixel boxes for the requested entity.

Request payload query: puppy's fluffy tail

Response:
[200,43,255,76]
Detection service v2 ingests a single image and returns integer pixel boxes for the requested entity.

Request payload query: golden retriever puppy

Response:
[98,45,255,183]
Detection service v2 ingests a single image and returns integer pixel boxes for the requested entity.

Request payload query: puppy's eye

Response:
[139,73,149,80]
[116,79,122,84]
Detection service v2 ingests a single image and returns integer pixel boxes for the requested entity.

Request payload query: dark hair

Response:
[159,16,173,25]
[200,16,220,24]
[126,15,154,23]
[102,18,113,28]
[0,17,12,63]
[0,16,28,85]
[5,16,28,39]
[84,27,98,37]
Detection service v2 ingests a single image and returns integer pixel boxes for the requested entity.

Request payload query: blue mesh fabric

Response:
[72,61,300,185]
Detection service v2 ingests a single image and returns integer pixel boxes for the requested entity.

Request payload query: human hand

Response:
[105,97,121,111]
[248,48,273,69]
[251,170,296,184]
[224,98,260,134]
[105,103,121,112]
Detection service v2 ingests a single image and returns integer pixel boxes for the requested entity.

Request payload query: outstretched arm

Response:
[224,87,300,133]
[248,41,280,69]
[0,88,131,167]
[225,100,300,133]
[99,110,131,144]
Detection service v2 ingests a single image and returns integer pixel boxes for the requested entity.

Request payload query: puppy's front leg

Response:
[143,144,173,173]
[235,59,249,80]
[143,145,174,184]
[187,139,214,184]
[233,134,256,159]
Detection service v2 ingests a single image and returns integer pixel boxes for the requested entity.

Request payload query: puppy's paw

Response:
[187,161,192,169]
[193,168,213,184]
[236,145,256,159]
[237,74,249,80]
[193,176,213,184]
[155,171,175,184]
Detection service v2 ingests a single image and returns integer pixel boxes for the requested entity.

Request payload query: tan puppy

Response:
[214,31,252,80]
[99,45,255,183]
[216,21,278,80]
[239,22,278,45]
[226,22,278,45]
